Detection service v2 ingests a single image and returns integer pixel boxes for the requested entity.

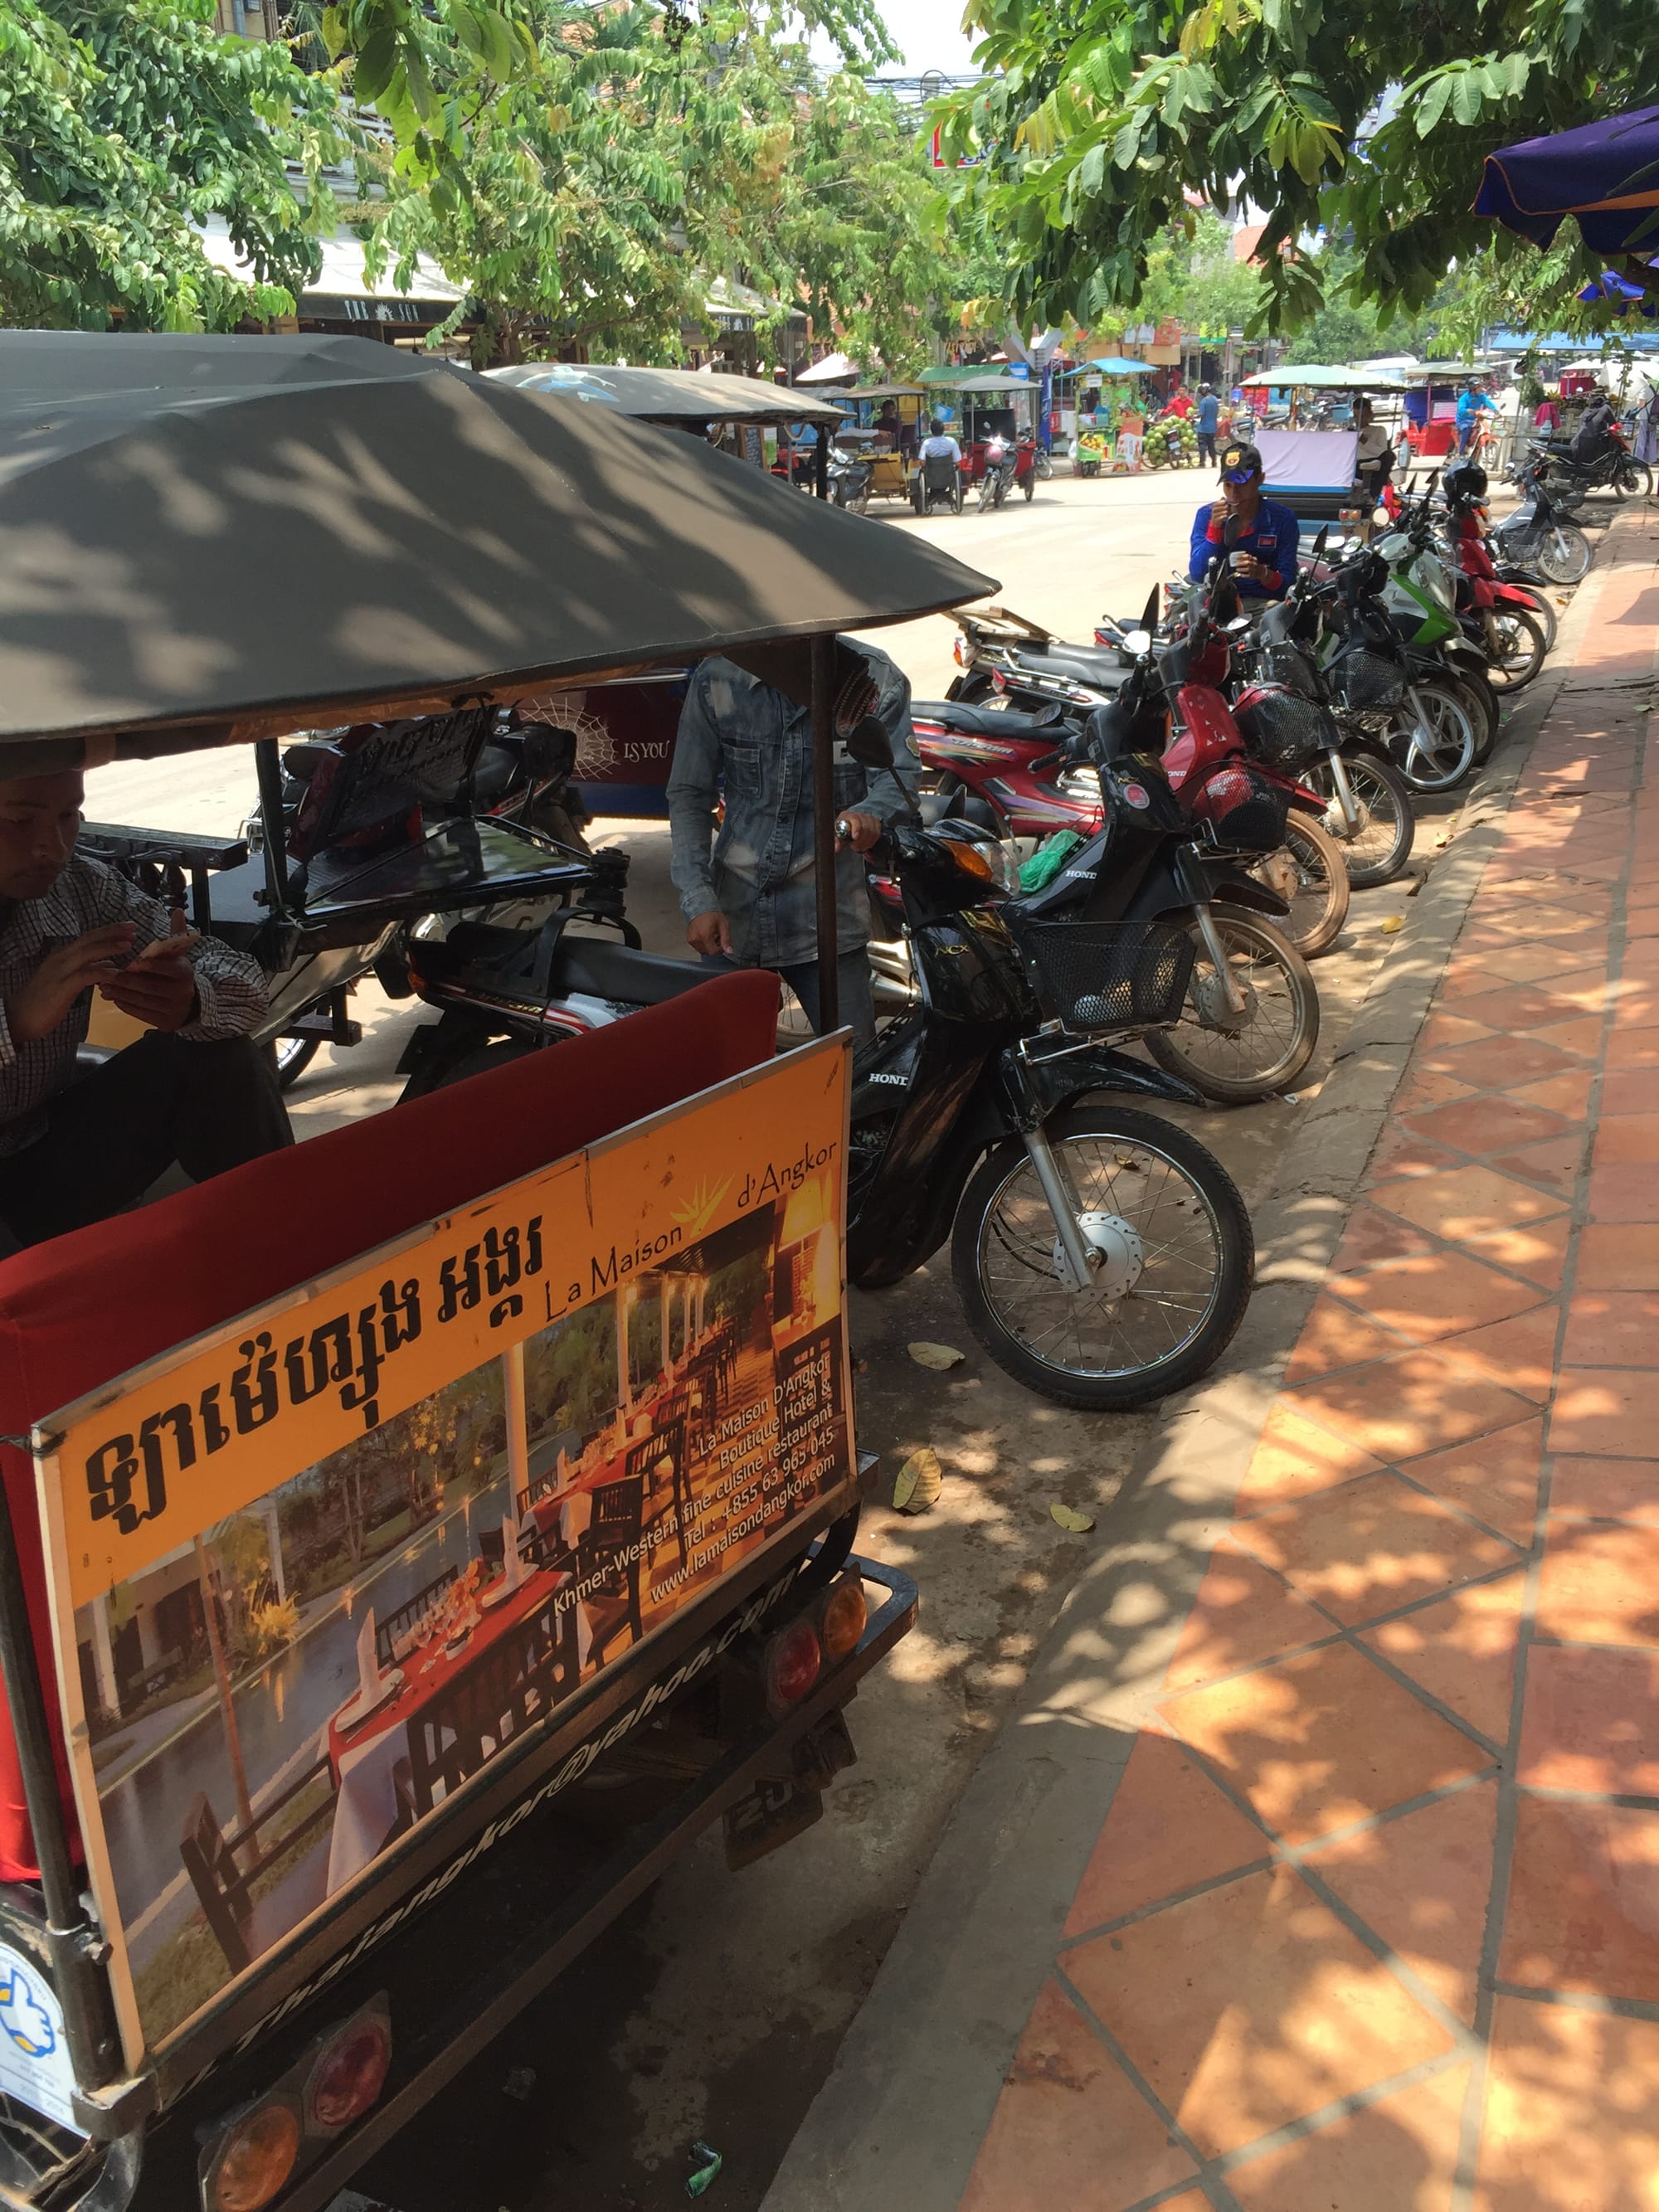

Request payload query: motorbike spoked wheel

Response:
[1145,914,1320,1103]
[273,1033,322,1091]
[951,1105,1254,1409]
[1309,751,1417,889]
[1485,607,1548,692]
[1521,522,1593,586]
[1615,459,1653,501]
[1448,673,1501,763]
[1249,814,1351,958]
[1385,682,1477,793]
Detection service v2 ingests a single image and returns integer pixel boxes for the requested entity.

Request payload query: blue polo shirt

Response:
[1188,497,1301,600]
[1196,393,1220,435]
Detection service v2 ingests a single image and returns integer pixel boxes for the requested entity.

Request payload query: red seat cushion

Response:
[0,972,777,1881]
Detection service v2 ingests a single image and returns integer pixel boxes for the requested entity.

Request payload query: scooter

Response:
[977,433,1018,513]
[1492,460,1592,585]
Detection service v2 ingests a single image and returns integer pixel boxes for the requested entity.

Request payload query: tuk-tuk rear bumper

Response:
[56,1553,914,2212]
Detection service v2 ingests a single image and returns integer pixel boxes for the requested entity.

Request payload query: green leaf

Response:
[353,27,398,105]
[1449,70,1483,127]
[1414,71,1454,137]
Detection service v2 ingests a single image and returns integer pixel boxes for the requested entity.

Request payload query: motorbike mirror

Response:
[1374,507,1389,527]
[1141,582,1160,632]
[1311,524,1329,558]
[1221,512,1246,548]
[844,714,895,770]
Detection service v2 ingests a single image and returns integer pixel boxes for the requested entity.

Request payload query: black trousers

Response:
[0,1034,293,1253]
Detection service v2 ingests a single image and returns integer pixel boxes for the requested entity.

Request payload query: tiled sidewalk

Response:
[959,513,1659,2210]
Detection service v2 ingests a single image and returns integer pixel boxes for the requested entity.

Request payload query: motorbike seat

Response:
[469,743,518,805]
[912,699,1066,737]
[546,934,713,1009]
[1010,641,1131,691]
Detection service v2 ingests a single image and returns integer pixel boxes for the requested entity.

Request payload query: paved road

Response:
[86,468,1472,2211]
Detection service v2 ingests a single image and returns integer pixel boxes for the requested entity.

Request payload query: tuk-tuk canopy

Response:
[842,383,928,402]
[485,362,849,426]
[1242,363,1405,390]
[917,367,1035,391]
[0,328,441,395]
[0,337,995,770]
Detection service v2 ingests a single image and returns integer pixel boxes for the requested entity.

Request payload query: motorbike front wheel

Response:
[951,1105,1254,1409]
[1145,914,1320,1103]
[1486,607,1548,691]
[1250,814,1351,958]
[1386,682,1477,793]
[1526,522,1593,586]
[1311,751,1417,889]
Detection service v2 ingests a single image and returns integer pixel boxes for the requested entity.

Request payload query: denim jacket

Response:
[666,643,919,967]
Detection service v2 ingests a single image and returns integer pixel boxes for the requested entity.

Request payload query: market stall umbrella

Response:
[0,357,995,766]
[1475,104,1659,256]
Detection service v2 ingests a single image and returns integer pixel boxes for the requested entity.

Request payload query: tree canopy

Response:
[0,0,350,329]
[365,0,971,372]
[937,0,1657,334]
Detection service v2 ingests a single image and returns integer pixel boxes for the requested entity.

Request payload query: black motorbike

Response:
[1494,459,1593,586]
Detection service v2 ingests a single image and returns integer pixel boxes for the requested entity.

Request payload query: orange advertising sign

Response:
[32,1041,853,2059]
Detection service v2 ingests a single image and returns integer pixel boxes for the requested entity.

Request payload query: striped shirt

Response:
[0,854,268,1156]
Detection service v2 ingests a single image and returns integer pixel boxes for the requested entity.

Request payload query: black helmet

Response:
[1443,459,1487,505]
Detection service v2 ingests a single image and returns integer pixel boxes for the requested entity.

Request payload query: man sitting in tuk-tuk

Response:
[666,640,918,1053]
[0,770,290,1252]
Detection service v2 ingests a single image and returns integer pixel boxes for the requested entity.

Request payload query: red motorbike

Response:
[912,617,1353,957]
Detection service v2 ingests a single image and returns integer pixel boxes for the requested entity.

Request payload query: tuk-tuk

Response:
[0,333,995,2212]
[484,362,850,496]
[830,385,929,509]
[916,370,1043,499]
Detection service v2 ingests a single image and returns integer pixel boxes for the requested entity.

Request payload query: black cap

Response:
[1219,443,1263,484]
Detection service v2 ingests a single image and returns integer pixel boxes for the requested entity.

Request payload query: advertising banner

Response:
[32,1043,852,2063]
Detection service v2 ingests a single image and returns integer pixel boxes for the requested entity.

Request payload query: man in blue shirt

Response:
[1194,385,1220,466]
[1188,443,1301,600]
[1456,382,1497,455]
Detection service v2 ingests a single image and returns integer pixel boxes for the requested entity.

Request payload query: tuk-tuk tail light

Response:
[820,1575,867,1660]
[764,1617,822,1710]
[304,2009,392,2133]
[207,2098,301,2212]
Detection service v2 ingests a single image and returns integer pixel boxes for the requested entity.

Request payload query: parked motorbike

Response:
[1493,459,1592,585]
[978,433,1018,513]
[246,705,603,1085]
[828,445,873,513]
[1440,463,1550,693]
[1529,425,1651,508]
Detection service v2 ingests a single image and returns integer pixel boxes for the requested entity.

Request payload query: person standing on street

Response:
[667,640,919,1053]
[1194,386,1220,466]
[0,769,289,1252]
[1189,442,1300,602]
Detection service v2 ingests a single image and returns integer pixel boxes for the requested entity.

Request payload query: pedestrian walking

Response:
[1195,386,1219,466]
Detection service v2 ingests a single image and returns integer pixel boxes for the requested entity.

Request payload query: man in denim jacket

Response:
[667,639,918,1051]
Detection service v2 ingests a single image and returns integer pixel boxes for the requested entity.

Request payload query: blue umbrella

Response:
[1577,269,1659,317]
[1475,104,1659,256]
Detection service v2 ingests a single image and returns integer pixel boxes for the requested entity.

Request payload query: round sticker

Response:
[1122,782,1150,809]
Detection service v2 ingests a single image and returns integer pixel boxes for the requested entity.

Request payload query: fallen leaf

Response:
[1380,916,1404,934]
[1050,1500,1095,1534]
[907,1341,966,1370]
[893,1447,944,1514]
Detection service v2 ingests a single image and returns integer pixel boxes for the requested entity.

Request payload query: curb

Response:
[759,535,1627,2212]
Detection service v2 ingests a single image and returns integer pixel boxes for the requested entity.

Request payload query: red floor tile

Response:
[1361,1572,1528,1744]
[1404,1098,1574,1155]
[1476,1997,1659,2212]
[1283,1298,1409,1384]
[1561,1291,1659,1369]
[1061,1733,1271,1937]
[960,1979,1196,2212]
[1601,1067,1659,1116]
[1327,1205,1439,1283]
[1461,1213,1573,1292]
[1518,1645,1659,1794]
[1235,1403,1386,1515]
[1549,1455,1659,1524]
[1575,1223,1659,1291]
[1535,1522,1659,1647]
[1232,1473,1521,1627]
[1403,1420,1545,1544]
[1162,1643,1488,1845]
[1371,1166,1563,1241]
[1330,1252,1549,1349]
[1305,1785,1497,2025]
[1436,1305,1562,1402]
[1587,1161,1659,1222]
[1225,2064,1470,2211]
[1287,1349,1540,1466]
[1550,1368,1659,1458]
[1486,1135,1587,1200]
[1500,1798,1659,2001]
[1592,1111,1659,1163]
[1067,1866,1454,2158]
[1164,1542,1334,1689]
